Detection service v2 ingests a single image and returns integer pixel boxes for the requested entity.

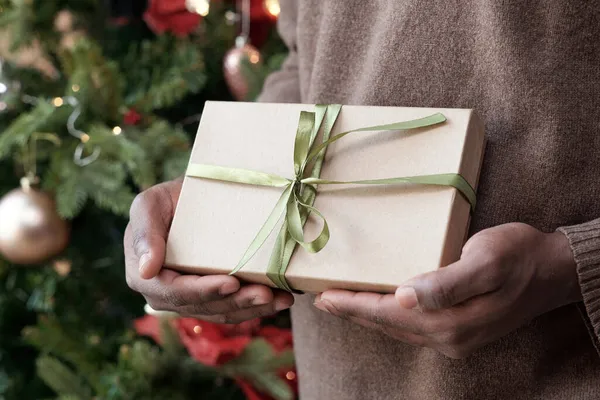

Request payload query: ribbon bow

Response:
[187,105,476,292]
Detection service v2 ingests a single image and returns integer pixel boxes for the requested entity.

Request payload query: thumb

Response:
[395,257,498,310]
[129,187,174,280]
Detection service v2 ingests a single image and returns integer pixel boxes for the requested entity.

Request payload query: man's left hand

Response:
[313,223,582,359]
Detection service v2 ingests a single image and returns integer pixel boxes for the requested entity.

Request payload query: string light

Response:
[285,371,296,380]
[193,325,203,334]
[53,259,72,276]
[52,97,64,107]
[0,102,6,111]
[249,52,260,64]
[71,84,80,92]
[0,82,7,94]
[112,126,122,135]
[264,0,280,18]
[186,0,210,17]
[80,133,90,143]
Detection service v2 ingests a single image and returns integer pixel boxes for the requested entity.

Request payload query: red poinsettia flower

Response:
[135,316,262,366]
[143,0,201,37]
[258,325,293,352]
[134,314,163,344]
[134,315,297,398]
[123,108,142,125]
[175,318,259,366]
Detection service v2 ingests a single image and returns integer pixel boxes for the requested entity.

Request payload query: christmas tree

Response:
[0,0,296,399]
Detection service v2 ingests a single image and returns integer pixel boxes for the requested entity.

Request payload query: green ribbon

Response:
[186,105,476,292]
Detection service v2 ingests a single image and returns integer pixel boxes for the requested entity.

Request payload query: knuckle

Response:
[164,290,187,308]
[253,305,278,319]
[429,274,456,309]
[130,190,151,219]
[131,228,147,256]
[231,292,258,311]
[189,302,214,316]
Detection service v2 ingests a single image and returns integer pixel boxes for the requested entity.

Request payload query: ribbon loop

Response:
[187,105,476,292]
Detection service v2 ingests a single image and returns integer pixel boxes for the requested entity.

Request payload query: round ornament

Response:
[223,37,262,101]
[0,182,69,264]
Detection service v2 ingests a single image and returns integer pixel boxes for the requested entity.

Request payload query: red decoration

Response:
[134,315,297,399]
[143,0,201,37]
[124,109,142,125]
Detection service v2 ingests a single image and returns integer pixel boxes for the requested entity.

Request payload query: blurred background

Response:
[0,0,297,399]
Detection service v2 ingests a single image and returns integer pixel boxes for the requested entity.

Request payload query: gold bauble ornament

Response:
[0,184,69,265]
[223,37,262,101]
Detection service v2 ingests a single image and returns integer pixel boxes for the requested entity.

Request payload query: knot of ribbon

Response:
[186,105,476,292]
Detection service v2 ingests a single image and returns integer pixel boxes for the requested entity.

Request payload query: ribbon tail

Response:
[230,184,294,275]
[187,164,291,187]
[303,173,476,211]
[266,222,294,292]
[305,113,447,166]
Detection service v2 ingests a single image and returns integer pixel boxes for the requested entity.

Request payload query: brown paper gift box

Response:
[165,101,485,294]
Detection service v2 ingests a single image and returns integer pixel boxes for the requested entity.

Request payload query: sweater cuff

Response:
[557,218,600,352]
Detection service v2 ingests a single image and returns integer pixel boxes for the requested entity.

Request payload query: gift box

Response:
[165,102,485,294]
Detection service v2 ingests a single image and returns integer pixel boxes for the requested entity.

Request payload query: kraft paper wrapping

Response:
[165,102,485,294]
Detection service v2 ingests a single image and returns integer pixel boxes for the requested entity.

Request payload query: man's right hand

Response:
[124,178,294,323]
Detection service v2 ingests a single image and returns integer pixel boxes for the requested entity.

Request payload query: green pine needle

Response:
[36,356,92,400]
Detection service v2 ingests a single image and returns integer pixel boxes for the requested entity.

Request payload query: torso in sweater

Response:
[260,1,600,398]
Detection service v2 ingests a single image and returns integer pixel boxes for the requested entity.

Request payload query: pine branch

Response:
[23,319,102,390]
[221,339,295,400]
[0,0,35,51]
[55,173,88,219]
[36,356,92,400]
[0,101,56,160]
[88,185,135,217]
[121,37,206,112]
[87,125,155,189]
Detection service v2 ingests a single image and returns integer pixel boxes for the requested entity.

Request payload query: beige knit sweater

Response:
[258,1,600,398]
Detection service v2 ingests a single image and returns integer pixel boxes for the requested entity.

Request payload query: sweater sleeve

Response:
[557,219,600,351]
[257,0,301,103]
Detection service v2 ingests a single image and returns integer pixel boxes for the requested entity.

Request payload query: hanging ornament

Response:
[223,37,262,101]
[0,181,69,265]
[0,135,69,265]
[224,0,263,100]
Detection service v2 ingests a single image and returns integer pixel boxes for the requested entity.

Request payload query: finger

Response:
[315,290,427,335]
[128,184,177,279]
[196,291,295,324]
[397,257,501,311]
[180,284,277,316]
[142,270,241,310]
[342,315,428,348]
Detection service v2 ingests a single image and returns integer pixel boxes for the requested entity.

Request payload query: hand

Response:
[124,178,294,323]
[313,223,581,358]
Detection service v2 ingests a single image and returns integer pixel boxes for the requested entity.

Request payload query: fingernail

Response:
[252,296,270,306]
[395,287,419,309]
[139,253,151,273]
[219,282,239,296]
[313,295,330,314]
[275,300,291,311]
